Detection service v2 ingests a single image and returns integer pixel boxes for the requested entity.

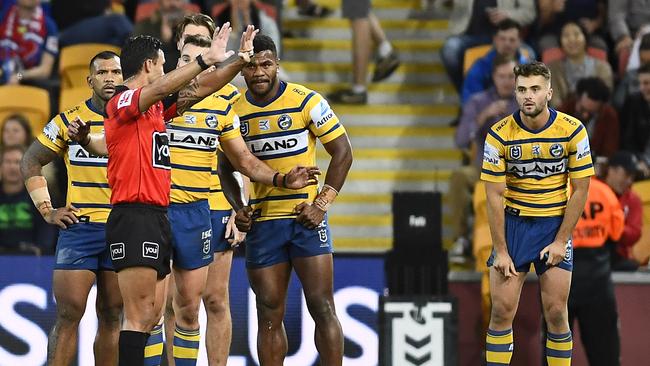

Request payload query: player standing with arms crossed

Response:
[481,61,593,365]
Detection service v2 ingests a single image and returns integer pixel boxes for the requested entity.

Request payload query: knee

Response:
[174,297,202,325]
[203,293,228,317]
[305,296,337,324]
[96,301,122,327]
[490,299,517,326]
[56,299,87,324]
[255,294,284,321]
[544,302,568,328]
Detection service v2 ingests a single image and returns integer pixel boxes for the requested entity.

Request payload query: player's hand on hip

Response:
[284,166,321,189]
[204,22,234,64]
[67,117,90,144]
[44,204,80,229]
[226,212,246,247]
[493,250,518,278]
[234,206,253,232]
[294,202,325,230]
[540,239,567,266]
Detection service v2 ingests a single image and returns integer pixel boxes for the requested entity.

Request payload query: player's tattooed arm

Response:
[20,140,58,179]
[175,78,202,116]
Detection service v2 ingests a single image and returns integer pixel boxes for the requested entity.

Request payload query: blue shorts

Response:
[210,210,232,253]
[245,216,333,269]
[55,222,113,271]
[169,200,213,270]
[487,212,573,275]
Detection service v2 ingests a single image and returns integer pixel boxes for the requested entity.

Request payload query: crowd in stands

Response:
[445,0,650,272]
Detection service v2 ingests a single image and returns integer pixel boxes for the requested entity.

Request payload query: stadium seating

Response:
[541,46,608,64]
[211,1,278,20]
[59,43,121,90]
[135,2,201,22]
[59,87,92,112]
[0,85,50,134]
[632,180,650,265]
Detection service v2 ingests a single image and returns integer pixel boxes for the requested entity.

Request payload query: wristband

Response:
[26,176,53,217]
[272,172,280,187]
[313,184,338,212]
[238,48,254,63]
[196,54,210,70]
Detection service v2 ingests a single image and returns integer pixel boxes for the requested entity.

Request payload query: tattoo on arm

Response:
[176,79,203,115]
[21,141,59,180]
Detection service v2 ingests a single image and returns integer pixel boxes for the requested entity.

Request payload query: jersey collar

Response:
[85,98,107,118]
[513,107,557,134]
[245,80,287,108]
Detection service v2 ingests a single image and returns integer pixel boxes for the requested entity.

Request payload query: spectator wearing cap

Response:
[619,63,650,161]
[604,151,643,271]
[614,33,650,109]
[557,77,619,159]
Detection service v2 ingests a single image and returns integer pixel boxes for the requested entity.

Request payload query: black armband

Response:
[196,54,210,70]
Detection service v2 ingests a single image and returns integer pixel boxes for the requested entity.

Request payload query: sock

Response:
[546,331,572,366]
[143,324,164,366]
[351,84,366,94]
[485,328,514,365]
[378,40,393,58]
[118,330,149,366]
[173,325,201,366]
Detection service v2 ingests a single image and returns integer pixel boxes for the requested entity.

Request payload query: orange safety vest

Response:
[573,177,625,248]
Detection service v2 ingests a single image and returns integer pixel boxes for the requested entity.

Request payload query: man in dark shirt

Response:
[0,145,54,254]
[619,63,650,161]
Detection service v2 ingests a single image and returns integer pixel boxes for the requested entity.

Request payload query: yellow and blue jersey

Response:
[480,108,595,217]
[168,85,241,205]
[234,81,346,221]
[37,99,111,223]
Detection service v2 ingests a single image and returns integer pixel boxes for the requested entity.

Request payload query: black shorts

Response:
[342,0,370,19]
[106,203,172,278]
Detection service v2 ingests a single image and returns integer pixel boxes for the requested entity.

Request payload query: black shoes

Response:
[372,50,400,82]
[327,89,368,104]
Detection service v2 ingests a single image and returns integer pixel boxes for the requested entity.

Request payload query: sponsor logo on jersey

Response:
[248,130,309,157]
[185,114,196,125]
[259,119,270,130]
[575,137,591,160]
[483,142,501,166]
[506,159,568,179]
[117,89,135,109]
[69,145,108,163]
[110,242,125,260]
[311,99,335,128]
[550,143,564,158]
[43,120,59,142]
[142,242,159,259]
[532,144,541,157]
[169,130,218,150]
[152,131,171,170]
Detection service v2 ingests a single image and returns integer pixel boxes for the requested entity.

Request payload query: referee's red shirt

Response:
[104,87,177,206]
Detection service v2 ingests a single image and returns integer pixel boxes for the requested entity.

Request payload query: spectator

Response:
[215,0,282,55]
[440,0,535,94]
[557,77,619,158]
[527,0,566,54]
[0,0,58,85]
[535,0,608,53]
[0,113,33,148]
[327,0,400,104]
[604,151,643,271]
[58,2,133,47]
[448,56,518,263]
[548,21,613,107]
[608,0,650,67]
[569,175,624,366]
[619,63,650,159]
[461,19,534,104]
[0,145,55,254]
[613,33,650,108]
[296,0,332,18]
[133,0,192,74]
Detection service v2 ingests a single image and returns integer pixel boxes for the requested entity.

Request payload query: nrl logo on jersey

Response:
[509,145,522,160]
[240,121,249,136]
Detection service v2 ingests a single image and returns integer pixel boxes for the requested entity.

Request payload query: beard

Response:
[521,103,544,118]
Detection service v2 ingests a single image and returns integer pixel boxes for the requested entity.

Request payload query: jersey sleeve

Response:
[567,125,595,179]
[219,106,242,142]
[36,113,67,154]
[108,88,142,123]
[305,92,346,144]
[480,130,506,182]
[218,84,241,105]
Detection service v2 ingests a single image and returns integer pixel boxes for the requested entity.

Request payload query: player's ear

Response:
[86,75,93,89]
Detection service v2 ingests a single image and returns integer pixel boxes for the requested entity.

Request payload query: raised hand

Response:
[203,22,234,65]
[238,24,259,61]
[283,166,321,189]
[67,117,90,145]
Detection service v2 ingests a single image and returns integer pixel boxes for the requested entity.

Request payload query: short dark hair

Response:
[0,144,26,162]
[638,62,650,75]
[1,114,33,146]
[640,33,650,51]
[496,18,521,34]
[183,34,211,49]
[576,77,610,102]
[559,21,590,51]
[253,34,277,57]
[89,50,120,71]
[120,35,163,79]
[514,61,551,80]
[492,54,516,74]
[174,13,216,45]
